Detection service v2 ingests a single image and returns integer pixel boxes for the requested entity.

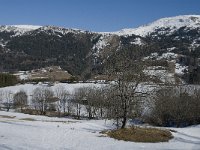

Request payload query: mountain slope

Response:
[0,15,200,83]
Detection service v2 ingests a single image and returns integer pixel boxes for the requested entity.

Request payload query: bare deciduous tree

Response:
[0,90,3,110]
[13,90,28,111]
[150,85,200,127]
[32,87,54,114]
[54,85,70,116]
[105,50,148,128]
[4,90,13,111]
[73,87,87,119]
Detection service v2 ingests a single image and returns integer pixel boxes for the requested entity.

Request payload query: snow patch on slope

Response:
[0,42,5,48]
[144,52,178,61]
[157,52,178,60]
[144,66,175,83]
[130,37,144,45]
[175,63,188,75]
[92,35,110,56]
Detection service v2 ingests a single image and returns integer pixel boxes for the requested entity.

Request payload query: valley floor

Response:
[0,111,200,150]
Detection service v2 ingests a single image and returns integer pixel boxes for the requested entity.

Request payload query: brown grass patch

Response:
[29,66,72,81]
[0,115,16,119]
[104,126,173,143]
[19,118,36,121]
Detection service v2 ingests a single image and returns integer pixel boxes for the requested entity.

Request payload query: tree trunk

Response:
[116,117,119,128]
[63,107,65,113]
[63,102,66,113]
[6,103,10,112]
[100,107,103,118]
[77,104,80,119]
[121,116,127,129]
[58,109,61,117]
[121,102,127,129]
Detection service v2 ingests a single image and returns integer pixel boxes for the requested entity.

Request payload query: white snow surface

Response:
[157,52,178,60]
[0,25,41,32]
[92,35,110,57]
[0,25,41,36]
[130,37,144,45]
[175,63,188,75]
[38,26,88,36]
[13,71,29,80]
[12,25,42,30]
[0,83,200,149]
[143,52,178,61]
[0,25,87,37]
[113,15,200,36]
[0,111,200,150]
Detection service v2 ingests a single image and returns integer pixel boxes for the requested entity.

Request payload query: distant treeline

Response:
[0,73,18,87]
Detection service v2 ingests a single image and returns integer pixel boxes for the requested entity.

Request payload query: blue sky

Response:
[0,0,200,32]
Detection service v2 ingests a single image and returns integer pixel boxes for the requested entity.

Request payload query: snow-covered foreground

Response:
[0,111,200,150]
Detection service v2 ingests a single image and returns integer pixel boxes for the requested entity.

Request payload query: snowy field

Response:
[0,83,105,103]
[0,82,199,99]
[0,111,200,150]
[0,83,200,149]
[0,82,105,95]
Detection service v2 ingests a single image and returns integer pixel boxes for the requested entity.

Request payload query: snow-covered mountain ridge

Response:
[1,15,200,37]
[0,25,42,36]
[112,15,200,36]
[0,25,89,37]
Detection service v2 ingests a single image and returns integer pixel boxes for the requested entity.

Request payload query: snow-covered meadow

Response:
[0,110,200,150]
[0,83,200,150]
[0,82,103,94]
[0,83,105,102]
